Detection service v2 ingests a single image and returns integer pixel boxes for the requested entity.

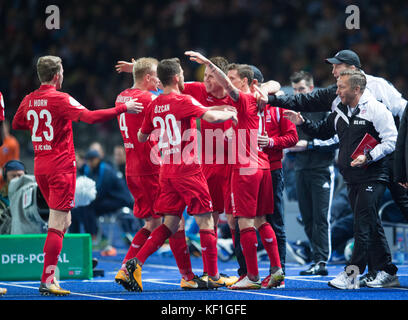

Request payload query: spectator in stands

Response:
[0,160,26,234]
[0,120,20,190]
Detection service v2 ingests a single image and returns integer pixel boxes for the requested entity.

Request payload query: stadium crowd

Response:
[2,0,408,157]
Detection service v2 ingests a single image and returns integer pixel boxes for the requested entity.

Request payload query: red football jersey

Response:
[227,91,270,170]
[263,105,298,170]
[140,91,208,178]
[116,88,160,176]
[0,92,5,121]
[12,85,89,174]
[183,82,232,166]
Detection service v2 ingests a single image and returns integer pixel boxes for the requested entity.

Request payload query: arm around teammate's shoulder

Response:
[78,98,142,124]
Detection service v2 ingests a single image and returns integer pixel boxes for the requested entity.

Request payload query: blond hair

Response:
[133,57,159,83]
[37,55,62,83]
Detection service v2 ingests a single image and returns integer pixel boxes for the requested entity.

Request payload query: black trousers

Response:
[347,181,397,275]
[295,166,334,263]
[267,169,286,273]
[386,153,408,221]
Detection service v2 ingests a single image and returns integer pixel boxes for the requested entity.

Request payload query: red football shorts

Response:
[231,168,274,218]
[202,164,229,213]
[35,172,76,212]
[126,174,161,219]
[154,172,213,217]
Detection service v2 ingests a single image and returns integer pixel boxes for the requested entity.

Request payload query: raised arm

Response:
[185,51,240,102]
[115,58,135,74]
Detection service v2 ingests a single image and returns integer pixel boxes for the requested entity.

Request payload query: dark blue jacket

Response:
[80,160,133,215]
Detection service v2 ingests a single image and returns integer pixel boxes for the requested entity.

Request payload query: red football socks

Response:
[136,224,172,265]
[122,228,151,269]
[240,227,259,278]
[199,229,218,277]
[41,228,64,283]
[169,230,194,281]
[259,222,281,268]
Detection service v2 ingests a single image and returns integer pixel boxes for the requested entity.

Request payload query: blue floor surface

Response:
[1,248,408,301]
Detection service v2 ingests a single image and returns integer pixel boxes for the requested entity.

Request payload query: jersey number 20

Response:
[152,114,181,148]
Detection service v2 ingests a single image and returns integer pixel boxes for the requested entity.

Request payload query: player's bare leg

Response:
[39,209,71,296]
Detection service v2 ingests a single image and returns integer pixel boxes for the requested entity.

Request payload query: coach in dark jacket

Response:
[268,50,408,221]
[284,69,399,289]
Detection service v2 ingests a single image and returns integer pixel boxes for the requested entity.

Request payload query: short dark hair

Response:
[290,71,314,86]
[227,63,254,86]
[157,58,181,86]
[210,56,229,74]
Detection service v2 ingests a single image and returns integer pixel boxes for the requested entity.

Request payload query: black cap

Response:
[249,65,264,83]
[325,50,361,68]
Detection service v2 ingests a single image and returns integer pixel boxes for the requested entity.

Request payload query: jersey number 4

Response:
[27,109,54,142]
[119,113,129,138]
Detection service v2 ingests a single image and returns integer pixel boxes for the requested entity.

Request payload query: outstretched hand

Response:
[185,51,210,65]
[253,85,268,111]
[115,58,135,73]
[125,98,144,113]
[283,110,305,125]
